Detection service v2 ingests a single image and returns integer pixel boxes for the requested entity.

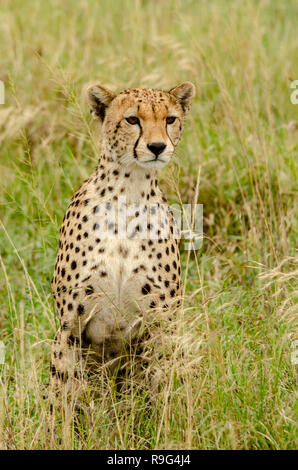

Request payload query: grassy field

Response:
[0,0,297,450]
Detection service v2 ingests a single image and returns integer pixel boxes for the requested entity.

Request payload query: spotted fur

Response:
[50,82,195,388]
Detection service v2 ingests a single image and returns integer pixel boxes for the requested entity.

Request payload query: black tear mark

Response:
[165,120,177,147]
[133,123,142,159]
[114,121,121,133]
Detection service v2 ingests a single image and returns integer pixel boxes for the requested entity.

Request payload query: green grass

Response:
[0,0,297,449]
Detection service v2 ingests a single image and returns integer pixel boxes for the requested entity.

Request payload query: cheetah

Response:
[50,81,195,389]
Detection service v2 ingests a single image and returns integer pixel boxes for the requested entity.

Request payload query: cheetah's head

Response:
[87,83,195,170]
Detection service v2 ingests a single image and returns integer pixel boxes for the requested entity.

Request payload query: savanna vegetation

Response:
[0,0,297,449]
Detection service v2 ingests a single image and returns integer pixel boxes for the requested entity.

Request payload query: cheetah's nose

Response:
[147,142,166,157]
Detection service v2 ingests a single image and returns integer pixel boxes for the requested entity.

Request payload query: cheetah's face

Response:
[87,83,195,170]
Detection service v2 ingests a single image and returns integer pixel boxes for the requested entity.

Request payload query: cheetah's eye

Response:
[125,116,140,125]
[166,116,177,125]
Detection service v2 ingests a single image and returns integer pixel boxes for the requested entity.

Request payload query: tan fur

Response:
[50,82,195,388]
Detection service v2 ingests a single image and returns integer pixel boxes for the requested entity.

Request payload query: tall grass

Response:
[0,0,297,449]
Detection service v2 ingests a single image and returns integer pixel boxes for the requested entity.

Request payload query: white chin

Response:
[136,158,169,170]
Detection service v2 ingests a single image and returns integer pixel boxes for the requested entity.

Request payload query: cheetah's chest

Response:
[52,174,182,358]
[78,236,181,359]
[77,236,181,309]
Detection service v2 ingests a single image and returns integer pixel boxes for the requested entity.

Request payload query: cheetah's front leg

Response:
[49,326,82,394]
[47,326,88,441]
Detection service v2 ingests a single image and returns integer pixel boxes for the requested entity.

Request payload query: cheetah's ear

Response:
[169,81,195,113]
[87,84,115,121]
